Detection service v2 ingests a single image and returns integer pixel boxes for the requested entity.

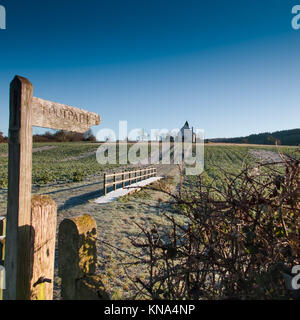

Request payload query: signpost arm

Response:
[4,76,33,300]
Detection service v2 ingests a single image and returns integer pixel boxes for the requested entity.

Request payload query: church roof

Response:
[181,121,190,130]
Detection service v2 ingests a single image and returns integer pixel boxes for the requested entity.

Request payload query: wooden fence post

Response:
[29,196,57,300]
[103,173,107,196]
[4,76,33,300]
[0,217,6,300]
[122,173,125,188]
[58,215,108,300]
[113,173,117,191]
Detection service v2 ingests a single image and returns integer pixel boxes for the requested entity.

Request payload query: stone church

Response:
[177,121,196,143]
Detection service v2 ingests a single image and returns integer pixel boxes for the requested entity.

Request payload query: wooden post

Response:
[3,75,101,300]
[0,217,5,262]
[4,76,33,300]
[113,173,117,191]
[0,217,6,300]
[29,196,57,300]
[103,173,107,196]
[58,215,108,300]
[129,172,131,186]
[122,173,125,188]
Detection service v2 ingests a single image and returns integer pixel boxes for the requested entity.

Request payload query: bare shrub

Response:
[130,152,300,300]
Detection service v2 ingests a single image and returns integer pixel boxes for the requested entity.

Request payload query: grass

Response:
[0,142,139,188]
[0,141,298,299]
[117,175,176,202]
[186,144,299,191]
[99,145,299,299]
[92,177,186,299]
[0,142,297,189]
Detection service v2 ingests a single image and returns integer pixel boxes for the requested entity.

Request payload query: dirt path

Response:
[249,149,285,163]
[61,150,97,162]
[0,145,57,158]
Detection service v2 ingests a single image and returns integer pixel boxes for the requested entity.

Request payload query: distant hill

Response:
[206,129,300,146]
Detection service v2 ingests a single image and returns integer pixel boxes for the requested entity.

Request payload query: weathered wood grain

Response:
[4,76,33,300]
[32,97,101,133]
[29,196,57,300]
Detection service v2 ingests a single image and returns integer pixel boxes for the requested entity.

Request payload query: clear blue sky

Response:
[0,0,299,139]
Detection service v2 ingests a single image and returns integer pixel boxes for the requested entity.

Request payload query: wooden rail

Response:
[103,167,157,195]
[0,216,6,300]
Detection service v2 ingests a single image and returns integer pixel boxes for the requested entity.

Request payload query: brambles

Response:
[130,151,300,300]
[0,132,7,143]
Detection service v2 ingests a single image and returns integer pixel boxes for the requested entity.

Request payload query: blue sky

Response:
[0,0,299,139]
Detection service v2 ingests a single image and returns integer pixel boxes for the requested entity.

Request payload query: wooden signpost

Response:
[4,76,101,300]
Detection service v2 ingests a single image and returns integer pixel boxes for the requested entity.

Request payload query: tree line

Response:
[0,131,7,143]
[206,128,300,146]
[0,129,96,143]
